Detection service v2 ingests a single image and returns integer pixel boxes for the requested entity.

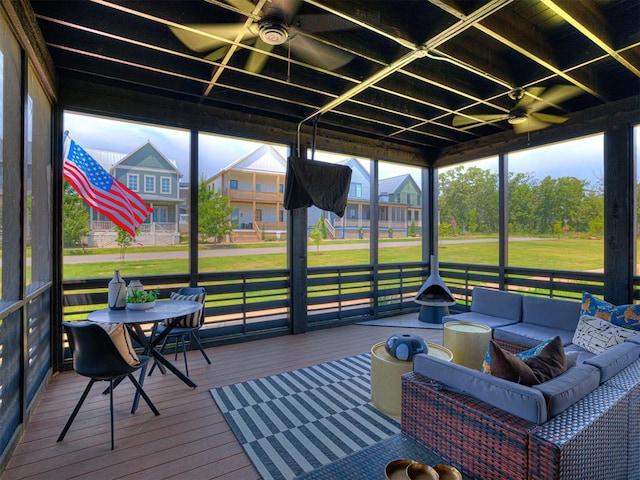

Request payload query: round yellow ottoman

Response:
[370,341,452,418]
[443,321,492,370]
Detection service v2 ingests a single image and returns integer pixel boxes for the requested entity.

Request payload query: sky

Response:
[64,111,638,186]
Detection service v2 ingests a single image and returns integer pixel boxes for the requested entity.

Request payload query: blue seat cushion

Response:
[442,311,519,329]
[494,323,574,348]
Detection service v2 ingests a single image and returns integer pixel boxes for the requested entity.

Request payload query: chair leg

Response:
[180,334,189,377]
[190,331,212,364]
[57,379,97,443]
[127,373,160,416]
[109,378,115,450]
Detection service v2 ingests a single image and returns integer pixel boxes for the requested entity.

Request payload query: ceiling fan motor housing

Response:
[259,18,289,45]
[508,108,528,124]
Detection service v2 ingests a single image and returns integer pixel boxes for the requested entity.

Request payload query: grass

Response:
[62,237,607,280]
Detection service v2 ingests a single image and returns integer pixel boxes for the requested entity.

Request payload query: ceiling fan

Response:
[169,0,355,74]
[452,85,584,134]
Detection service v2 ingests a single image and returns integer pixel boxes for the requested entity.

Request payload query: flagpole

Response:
[62,130,71,159]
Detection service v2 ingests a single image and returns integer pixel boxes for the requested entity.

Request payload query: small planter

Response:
[127,301,155,310]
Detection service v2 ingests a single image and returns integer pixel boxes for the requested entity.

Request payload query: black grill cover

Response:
[284,156,352,217]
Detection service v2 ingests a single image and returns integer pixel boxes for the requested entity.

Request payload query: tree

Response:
[310,216,324,252]
[408,220,417,237]
[115,226,135,263]
[63,181,91,250]
[198,178,233,245]
[439,166,498,234]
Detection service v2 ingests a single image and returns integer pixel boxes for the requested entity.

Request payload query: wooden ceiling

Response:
[26,0,640,164]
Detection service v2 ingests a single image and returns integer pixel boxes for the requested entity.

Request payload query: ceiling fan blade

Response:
[452,113,508,127]
[527,85,583,113]
[170,23,257,53]
[512,115,553,134]
[204,45,232,62]
[223,0,258,14]
[294,14,357,33]
[288,30,354,71]
[515,87,545,109]
[245,39,276,73]
[263,0,303,24]
[530,112,569,125]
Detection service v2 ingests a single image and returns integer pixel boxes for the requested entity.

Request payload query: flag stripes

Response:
[63,140,152,236]
[210,353,399,480]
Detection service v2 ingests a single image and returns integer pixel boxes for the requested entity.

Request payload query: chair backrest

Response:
[63,322,138,379]
[171,287,206,328]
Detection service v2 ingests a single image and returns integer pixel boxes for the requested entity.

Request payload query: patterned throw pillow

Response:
[581,291,640,330]
[482,337,553,374]
[572,314,636,354]
[99,322,139,366]
[168,291,206,328]
[489,336,567,386]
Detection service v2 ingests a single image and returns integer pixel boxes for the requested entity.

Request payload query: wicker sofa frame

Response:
[401,339,640,480]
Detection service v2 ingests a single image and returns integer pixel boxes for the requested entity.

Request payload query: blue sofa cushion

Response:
[522,296,581,330]
[581,291,640,331]
[470,287,522,321]
[583,341,640,383]
[533,364,600,417]
[442,311,519,329]
[413,353,548,424]
[494,322,574,348]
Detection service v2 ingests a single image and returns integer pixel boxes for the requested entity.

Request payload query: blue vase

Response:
[385,333,428,361]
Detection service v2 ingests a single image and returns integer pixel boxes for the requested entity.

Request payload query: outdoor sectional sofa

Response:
[401,287,640,480]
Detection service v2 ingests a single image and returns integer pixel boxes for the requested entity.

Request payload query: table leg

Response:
[129,319,198,415]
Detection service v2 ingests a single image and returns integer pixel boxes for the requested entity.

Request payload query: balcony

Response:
[224,189,284,203]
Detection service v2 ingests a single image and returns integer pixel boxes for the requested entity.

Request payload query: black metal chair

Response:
[150,287,210,377]
[58,321,160,450]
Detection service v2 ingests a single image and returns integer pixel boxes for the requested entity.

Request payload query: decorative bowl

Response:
[385,333,428,361]
[127,301,155,310]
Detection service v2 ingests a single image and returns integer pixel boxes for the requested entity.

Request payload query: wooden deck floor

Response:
[1,321,443,480]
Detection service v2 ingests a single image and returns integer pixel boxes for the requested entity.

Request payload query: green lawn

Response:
[63,237,607,280]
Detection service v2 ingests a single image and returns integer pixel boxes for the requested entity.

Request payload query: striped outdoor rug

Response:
[210,353,400,480]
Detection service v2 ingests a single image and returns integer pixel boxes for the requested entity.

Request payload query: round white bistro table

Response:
[89,299,203,412]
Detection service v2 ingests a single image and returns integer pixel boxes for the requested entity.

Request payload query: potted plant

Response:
[358,227,364,239]
[126,288,160,310]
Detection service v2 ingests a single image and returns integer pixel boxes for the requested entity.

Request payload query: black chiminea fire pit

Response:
[414,255,456,323]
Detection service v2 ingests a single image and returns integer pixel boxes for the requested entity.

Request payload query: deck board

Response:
[1,321,442,480]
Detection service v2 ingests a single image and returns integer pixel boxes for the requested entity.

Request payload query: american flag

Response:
[63,140,153,237]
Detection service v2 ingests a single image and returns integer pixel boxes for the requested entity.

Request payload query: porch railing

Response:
[62,262,606,361]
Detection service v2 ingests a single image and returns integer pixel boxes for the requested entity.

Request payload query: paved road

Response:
[63,237,546,264]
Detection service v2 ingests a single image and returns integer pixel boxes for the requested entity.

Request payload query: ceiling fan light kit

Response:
[507,109,528,125]
[258,18,289,45]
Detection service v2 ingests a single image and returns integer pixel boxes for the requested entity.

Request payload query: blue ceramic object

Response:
[385,333,428,361]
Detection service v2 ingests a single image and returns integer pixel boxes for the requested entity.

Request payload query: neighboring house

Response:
[206,145,288,242]
[203,148,423,242]
[85,141,183,247]
[378,174,422,235]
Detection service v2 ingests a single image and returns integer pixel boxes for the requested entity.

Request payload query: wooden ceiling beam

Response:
[475,7,605,100]
[540,0,640,78]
